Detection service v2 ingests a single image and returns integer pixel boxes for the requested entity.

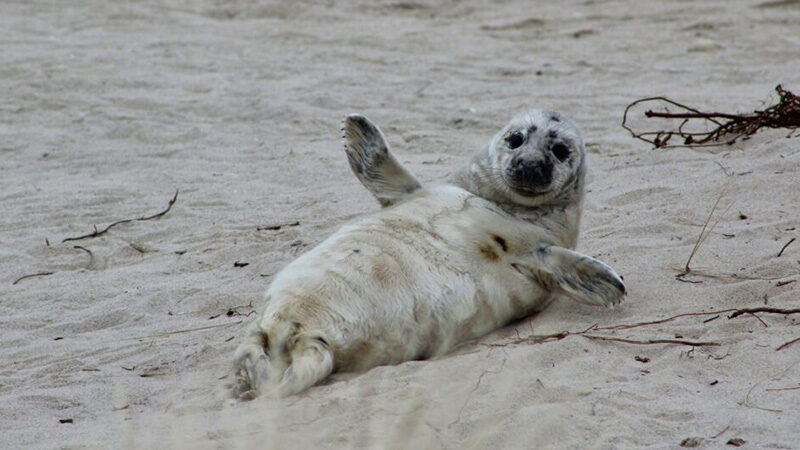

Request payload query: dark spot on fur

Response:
[548,130,558,139]
[371,261,391,283]
[550,114,560,122]
[509,293,526,317]
[353,249,360,253]
[259,333,270,355]
[478,242,500,262]
[358,341,372,356]
[491,234,508,252]
[316,336,328,346]
[528,124,538,134]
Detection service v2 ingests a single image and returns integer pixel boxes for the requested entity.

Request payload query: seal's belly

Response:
[261,186,552,371]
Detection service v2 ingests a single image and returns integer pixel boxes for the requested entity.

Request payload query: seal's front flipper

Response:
[343,114,422,207]
[513,244,626,307]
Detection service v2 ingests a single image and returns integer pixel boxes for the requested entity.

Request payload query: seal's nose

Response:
[513,159,553,187]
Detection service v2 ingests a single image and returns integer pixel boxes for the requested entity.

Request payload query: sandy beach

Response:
[2,0,799,448]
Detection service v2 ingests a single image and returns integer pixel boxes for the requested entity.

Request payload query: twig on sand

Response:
[451,357,508,425]
[727,307,800,319]
[765,385,800,392]
[582,335,719,347]
[622,85,800,149]
[678,187,733,277]
[597,310,737,331]
[208,301,256,320]
[476,305,800,360]
[127,320,242,340]
[777,238,796,257]
[711,424,731,439]
[485,323,718,349]
[482,323,597,348]
[73,245,94,269]
[748,312,768,328]
[63,190,179,243]
[257,221,300,231]
[776,336,800,352]
[739,383,783,413]
[12,271,55,285]
[595,307,800,333]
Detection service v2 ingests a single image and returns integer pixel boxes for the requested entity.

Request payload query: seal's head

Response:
[487,109,586,206]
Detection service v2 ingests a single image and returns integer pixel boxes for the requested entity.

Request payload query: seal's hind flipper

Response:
[343,114,422,207]
[513,244,626,307]
[277,337,334,397]
[232,326,272,400]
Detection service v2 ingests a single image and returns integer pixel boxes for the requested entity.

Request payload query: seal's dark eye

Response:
[552,142,570,161]
[506,131,524,149]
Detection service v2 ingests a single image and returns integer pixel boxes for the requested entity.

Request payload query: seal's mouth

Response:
[509,185,550,197]
[502,172,551,197]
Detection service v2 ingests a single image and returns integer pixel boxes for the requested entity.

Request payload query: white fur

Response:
[233,110,625,398]
[233,186,624,398]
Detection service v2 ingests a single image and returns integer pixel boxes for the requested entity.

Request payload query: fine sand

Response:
[2,0,800,448]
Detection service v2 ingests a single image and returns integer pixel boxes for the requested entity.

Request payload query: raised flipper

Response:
[343,114,422,207]
[513,243,626,307]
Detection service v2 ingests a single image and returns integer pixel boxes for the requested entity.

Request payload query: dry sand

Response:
[2,0,800,448]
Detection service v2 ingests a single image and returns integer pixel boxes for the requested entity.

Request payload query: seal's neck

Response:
[450,150,584,248]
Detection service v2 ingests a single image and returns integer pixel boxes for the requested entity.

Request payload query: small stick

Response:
[670,268,793,281]
[675,276,703,284]
[681,187,733,275]
[486,306,799,351]
[582,335,719,347]
[728,307,800,319]
[127,320,242,340]
[63,190,179,243]
[73,245,94,269]
[257,221,300,231]
[12,271,55,285]
[482,323,597,348]
[739,383,783,413]
[598,306,800,332]
[711,424,731,439]
[748,312,768,327]
[598,309,738,331]
[208,301,256,320]
[776,336,800,352]
[765,386,800,391]
[777,238,796,257]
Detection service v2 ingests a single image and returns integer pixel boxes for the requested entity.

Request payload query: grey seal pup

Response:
[233,110,625,398]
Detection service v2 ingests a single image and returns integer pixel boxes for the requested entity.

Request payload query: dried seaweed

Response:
[622,85,800,149]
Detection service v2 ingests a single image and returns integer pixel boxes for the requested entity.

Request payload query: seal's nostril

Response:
[517,160,553,187]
